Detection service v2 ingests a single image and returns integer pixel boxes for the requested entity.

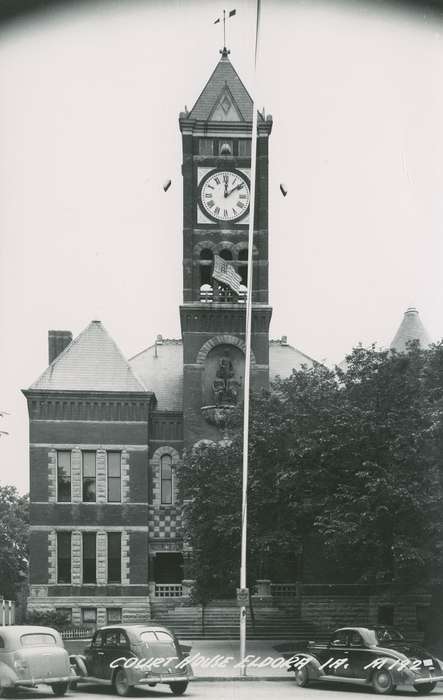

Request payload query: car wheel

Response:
[169,681,188,696]
[372,669,396,694]
[51,682,68,696]
[114,669,133,697]
[71,656,88,677]
[415,683,437,695]
[294,666,310,687]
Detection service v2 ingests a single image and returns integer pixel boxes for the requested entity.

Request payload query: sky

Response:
[1,0,443,493]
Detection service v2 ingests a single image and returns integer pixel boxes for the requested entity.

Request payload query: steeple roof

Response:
[29,320,146,392]
[189,49,263,122]
[390,307,431,352]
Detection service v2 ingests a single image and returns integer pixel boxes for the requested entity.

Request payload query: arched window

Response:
[161,455,173,504]
[219,249,232,261]
[199,249,213,286]
[238,248,248,285]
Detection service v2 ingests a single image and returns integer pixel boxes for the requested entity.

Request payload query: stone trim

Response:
[48,450,57,503]
[31,525,149,532]
[232,241,259,256]
[33,444,148,451]
[214,240,235,254]
[121,531,130,585]
[193,240,216,256]
[96,530,107,585]
[71,531,82,586]
[71,448,82,503]
[196,334,256,366]
[121,451,130,503]
[48,530,57,584]
[96,450,107,503]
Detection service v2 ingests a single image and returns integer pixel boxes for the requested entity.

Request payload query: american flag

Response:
[212,254,242,294]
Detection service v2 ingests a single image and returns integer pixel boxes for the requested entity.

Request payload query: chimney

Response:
[281,335,288,345]
[48,330,72,365]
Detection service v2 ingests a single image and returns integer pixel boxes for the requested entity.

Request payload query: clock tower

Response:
[179,48,273,446]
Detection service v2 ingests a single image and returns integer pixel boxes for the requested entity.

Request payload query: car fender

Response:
[69,655,88,677]
[287,652,325,680]
[365,655,413,686]
[0,660,18,688]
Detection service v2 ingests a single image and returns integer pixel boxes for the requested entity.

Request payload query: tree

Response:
[179,342,443,599]
[0,486,29,600]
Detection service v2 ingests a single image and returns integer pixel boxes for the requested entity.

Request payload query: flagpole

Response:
[239,0,261,678]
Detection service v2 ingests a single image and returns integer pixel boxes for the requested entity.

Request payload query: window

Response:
[20,634,56,647]
[82,532,96,583]
[238,248,248,286]
[238,139,251,157]
[57,451,71,502]
[55,607,72,625]
[219,140,233,155]
[82,451,96,502]
[161,455,173,504]
[329,630,348,647]
[377,604,394,626]
[219,249,232,260]
[199,248,213,287]
[107,452,121,502]
[81,608,97,625]
[349,631,364,647]
[106,608,122,625]
[107,532,121,583]
[92,631,103,647]
[57,531,71,584]
[199,138,213,156]
[104,629,127,647]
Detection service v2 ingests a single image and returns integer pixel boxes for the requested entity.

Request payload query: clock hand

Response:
[225,183,244,197]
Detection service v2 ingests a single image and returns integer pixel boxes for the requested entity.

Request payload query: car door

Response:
[102,629,130,680]
[85,630,105,677]
[324,630,351,677]
[348,630,371,678]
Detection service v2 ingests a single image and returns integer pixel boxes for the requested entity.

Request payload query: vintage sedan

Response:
[0,625,74,696]
[286,626,443,694]
[70,624,192,696]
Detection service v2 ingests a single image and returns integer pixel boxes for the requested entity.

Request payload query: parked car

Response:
[286,626,443,694]
[70,624,192,696]
[0,625,74,696]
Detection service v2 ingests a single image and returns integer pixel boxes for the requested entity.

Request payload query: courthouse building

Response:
[24,48,432,627]
[24,48,316,625]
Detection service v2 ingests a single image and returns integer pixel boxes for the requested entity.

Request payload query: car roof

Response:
[0,625,61,635]
[96,624,173,634]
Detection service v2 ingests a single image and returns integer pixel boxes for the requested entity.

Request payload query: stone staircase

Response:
[150,599,321,640]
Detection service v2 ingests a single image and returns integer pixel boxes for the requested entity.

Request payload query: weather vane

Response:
[214,9,236,50]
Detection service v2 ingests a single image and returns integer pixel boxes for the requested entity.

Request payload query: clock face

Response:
[199,170,250,222]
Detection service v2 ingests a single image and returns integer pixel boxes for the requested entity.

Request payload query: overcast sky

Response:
[1,0,443,493]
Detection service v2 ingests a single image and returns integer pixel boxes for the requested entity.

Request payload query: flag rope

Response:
[239,0,261,678]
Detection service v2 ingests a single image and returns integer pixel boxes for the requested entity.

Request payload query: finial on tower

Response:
[214,9,236,56]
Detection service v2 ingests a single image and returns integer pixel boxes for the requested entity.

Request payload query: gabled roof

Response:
[29,320,147,392]
[269,339,317,380]
[189,49,263,123]
[390,307,431,352]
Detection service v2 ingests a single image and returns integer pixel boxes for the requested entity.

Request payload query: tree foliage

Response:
[0,485,29,601]
[178,342,443,601]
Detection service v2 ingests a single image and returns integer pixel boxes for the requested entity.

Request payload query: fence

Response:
[61,626,94,640]
[0,599,15,625]
[155,584,183,598]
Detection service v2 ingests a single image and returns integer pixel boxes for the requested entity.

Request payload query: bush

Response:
[25,608,71,630]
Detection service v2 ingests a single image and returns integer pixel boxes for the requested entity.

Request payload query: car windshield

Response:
[374,628,405,644]
[21,634,56,647]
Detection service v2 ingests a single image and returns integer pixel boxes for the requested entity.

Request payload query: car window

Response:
[21,634,56,647]
[140,631,158,644]
[155,632,174,642]
[330,630,348,647]
[375,627,404,643]
[92,631,103,648]
[349,631,365,647]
